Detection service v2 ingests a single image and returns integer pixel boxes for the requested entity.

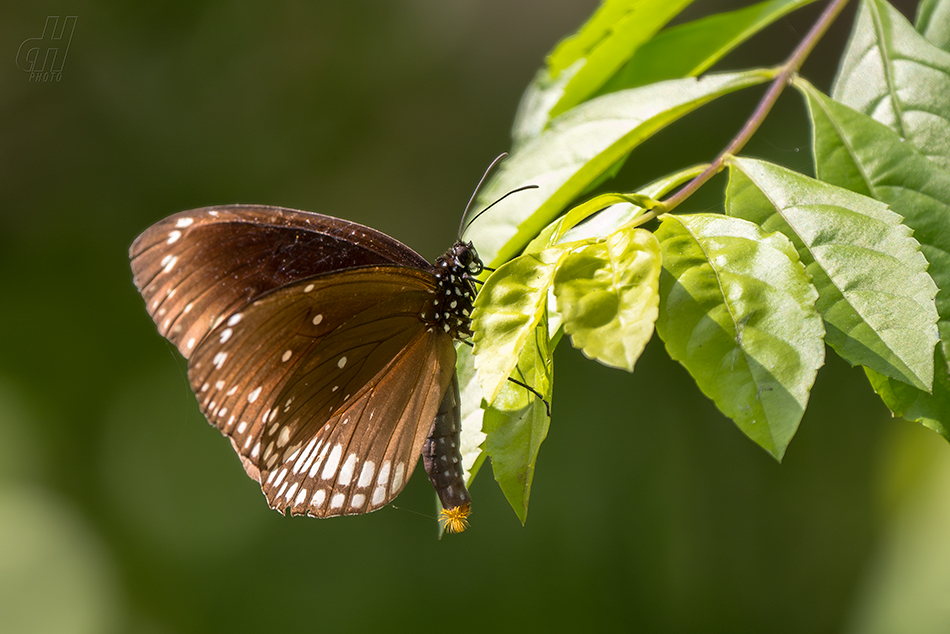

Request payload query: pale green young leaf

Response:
[468,70,773,266]
[524,193,650,256]
[916,0,950,52]
[454,344,489,484]
[600,0,817,92]
[798,79,950,437]
[832,0,950,170]
[525,165,705,255]
[472,244,571,404]
[553,227,661,372]
[726,155,939,391]
[655,214,825,460]
[482,315,553,524]
[512,0,694,143]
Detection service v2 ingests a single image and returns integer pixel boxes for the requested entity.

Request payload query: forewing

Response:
[188,266,457,517]
[130,205,430,358]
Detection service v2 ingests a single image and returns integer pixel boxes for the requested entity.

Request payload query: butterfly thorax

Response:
[424,240,481,340]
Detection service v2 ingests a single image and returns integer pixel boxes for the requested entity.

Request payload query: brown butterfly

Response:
[130,198,487,532]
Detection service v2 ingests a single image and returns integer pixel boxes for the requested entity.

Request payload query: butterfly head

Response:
[448,240,482,276]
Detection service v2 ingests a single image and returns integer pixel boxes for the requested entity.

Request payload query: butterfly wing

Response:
[187,266,456,517]
[129,205,430,358]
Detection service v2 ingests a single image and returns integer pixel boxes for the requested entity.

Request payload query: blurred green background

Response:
[2,1,948,633]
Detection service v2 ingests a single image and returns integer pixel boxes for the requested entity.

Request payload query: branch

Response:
[658,0,853,214]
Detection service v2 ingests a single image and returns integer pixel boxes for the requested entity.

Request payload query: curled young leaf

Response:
[554,227,661,372]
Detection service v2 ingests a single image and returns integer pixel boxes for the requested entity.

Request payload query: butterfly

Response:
[129,188,514,536]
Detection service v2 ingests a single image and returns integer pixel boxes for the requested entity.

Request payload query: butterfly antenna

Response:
[460,184,540,238]
[458,153,509,239]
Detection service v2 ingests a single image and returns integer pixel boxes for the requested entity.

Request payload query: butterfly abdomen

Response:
[423,374,471,533]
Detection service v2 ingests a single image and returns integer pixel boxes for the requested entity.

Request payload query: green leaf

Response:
[916,0,950,53]
[472,244,571,404]
[553,227,661,371]
[482,314,553,524]
[726,155,939,391]
[600,0,817,92]
[468,69,773,266]
[866,347,950,440]
[512,0,695,143]
[797,78,950,437]
[655,214,825,460]
[832,0,950,170]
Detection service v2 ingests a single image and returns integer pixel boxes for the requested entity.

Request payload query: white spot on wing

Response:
[219,328,232,343]
[311,490,326,508]
[393,462,406,491]
[293,438,318,474]
[330,493,345,509]
[277,426,291,448]
[357,461,375,488]
[176,217,194,227]
[350,493,366,509]
[308,443,330,478]
[300,440,323,475]
[338,454,357,486]
[283,442,302,464]
[227,313,243,326]
[167,230,181,244]
[247,386,262,403]
[281,349,293,362]
[284,482,298,501]
[312,314,323,326]
[321,444,343,480]
[378,461,391,485]
[337,356,347,369]
[304,283,315,293]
